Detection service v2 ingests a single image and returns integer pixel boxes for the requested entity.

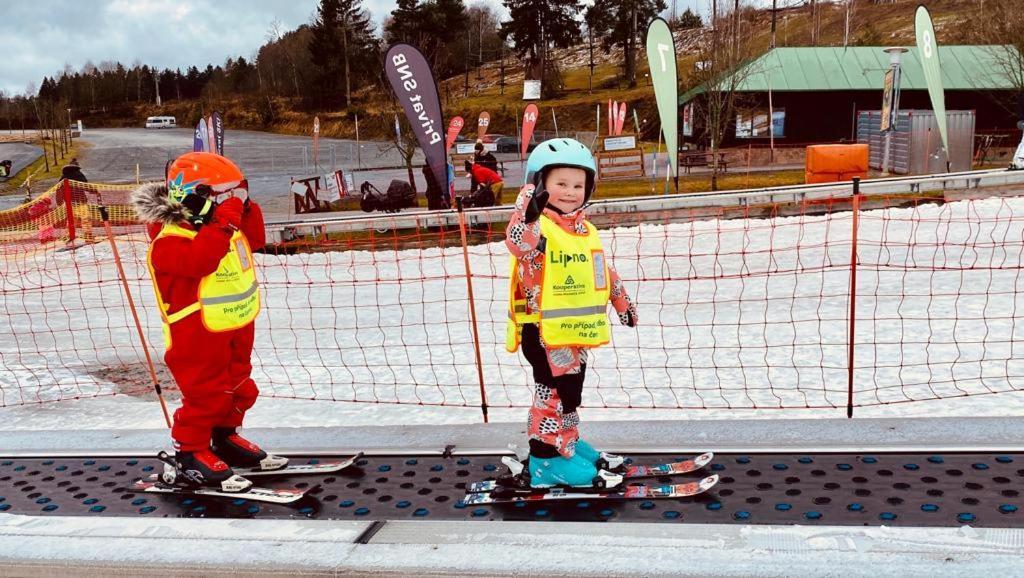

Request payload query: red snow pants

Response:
[165,314,259,452]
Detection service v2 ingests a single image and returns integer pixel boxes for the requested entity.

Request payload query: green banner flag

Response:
[646,17,678,178]
[915,6,947,154]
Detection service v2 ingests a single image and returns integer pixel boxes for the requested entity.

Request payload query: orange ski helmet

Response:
[166,152,247,204]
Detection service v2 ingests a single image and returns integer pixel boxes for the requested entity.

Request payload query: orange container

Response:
[806,144,869,180]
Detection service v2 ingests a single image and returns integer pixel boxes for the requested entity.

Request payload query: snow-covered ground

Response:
[2,193,1024,431]
[3,514,1023,577]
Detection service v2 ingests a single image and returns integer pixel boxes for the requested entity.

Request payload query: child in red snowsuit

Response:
[132,152,286,491]
[506,138,638,488]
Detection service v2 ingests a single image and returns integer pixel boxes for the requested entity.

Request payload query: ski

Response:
[128,479,317,505]
[622,451,714,477]
[236,452,363,478]
[465,451,714,494]
[150,451,362,481]
[462,474,719,505]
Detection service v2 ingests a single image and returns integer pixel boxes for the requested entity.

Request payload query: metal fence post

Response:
[456,197,489,423]
[846,176,861,418]
[61,178,75,244]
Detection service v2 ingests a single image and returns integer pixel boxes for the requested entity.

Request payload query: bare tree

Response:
[968,0,1024,127]
[975,1,1024,90]
[688,2,758,190]
[269,20,302,98]
[379,113,420,194]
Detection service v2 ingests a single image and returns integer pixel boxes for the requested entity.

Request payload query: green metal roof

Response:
[680,45,1019,103]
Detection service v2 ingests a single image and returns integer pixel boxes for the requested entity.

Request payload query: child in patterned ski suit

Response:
[505,138,638,487]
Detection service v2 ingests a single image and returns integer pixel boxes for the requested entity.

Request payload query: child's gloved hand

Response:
[181,195,213,225]
[619,305,638,327]
[524,188,549,223]
[212,196,244,231]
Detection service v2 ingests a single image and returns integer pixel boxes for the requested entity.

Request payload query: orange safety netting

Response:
[2,180,1024,416]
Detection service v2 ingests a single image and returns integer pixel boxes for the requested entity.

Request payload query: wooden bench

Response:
[679,152,730,174]
[596,148,646,179]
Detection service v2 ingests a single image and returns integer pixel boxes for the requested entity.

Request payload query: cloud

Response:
[0,0,319,95]
[1,0,606,97]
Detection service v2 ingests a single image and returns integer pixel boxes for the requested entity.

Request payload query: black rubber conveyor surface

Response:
[0,452,1021,527]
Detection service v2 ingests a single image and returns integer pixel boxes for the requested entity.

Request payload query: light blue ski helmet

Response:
[525,138,598,202]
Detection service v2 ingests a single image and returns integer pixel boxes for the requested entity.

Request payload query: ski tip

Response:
[700,474,720,491]
[695,452,714,467]
[130,479,157,490]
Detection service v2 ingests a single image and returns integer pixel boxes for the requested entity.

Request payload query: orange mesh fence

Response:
[2,180,1024,413]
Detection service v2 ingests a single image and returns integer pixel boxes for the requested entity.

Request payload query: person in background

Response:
[464,159,503,206]
[474,140,499,172]
[423,163,449,211]
[61,158,88,183]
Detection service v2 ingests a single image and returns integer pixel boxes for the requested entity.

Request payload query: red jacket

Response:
[143,197,265,319]
[468,163,502,186]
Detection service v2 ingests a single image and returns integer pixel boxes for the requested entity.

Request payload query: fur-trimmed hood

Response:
[131,182,190,224]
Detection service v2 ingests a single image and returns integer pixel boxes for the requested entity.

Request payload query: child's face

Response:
[544,167,588,213]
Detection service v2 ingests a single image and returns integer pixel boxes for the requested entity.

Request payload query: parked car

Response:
[493,135,537,154]
[145,116,176,129]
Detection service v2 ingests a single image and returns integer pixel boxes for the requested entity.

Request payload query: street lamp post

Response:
[880,47,908,175]
[66,108,73,142]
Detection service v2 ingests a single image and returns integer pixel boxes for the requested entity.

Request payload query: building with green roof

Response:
[680,45,1021,148]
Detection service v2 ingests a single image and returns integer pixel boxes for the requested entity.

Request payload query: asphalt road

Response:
[0,142,44,181]
[2,128,701,219]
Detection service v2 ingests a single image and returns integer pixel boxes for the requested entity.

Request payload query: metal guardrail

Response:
[263,168,1024,243]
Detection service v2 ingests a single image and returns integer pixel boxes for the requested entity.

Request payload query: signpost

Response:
[880,47,908,175]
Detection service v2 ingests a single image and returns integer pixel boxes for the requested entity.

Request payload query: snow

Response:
[3,194,1024,431]
[1,514,1022,576]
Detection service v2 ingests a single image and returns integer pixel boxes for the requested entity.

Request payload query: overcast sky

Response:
[1,0,729,97]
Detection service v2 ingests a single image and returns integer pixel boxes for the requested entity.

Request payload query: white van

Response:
[145,116,176,129]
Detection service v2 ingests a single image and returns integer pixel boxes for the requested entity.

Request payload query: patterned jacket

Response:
[505,184,637,376]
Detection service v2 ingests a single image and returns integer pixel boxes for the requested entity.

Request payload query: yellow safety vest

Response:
[506,215,611,352]
[148,223,261,349]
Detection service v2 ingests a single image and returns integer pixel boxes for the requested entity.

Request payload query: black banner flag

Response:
[384,44,448,196]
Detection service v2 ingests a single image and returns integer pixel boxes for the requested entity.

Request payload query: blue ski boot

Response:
[574,439,626,472]
[528,453,622,489]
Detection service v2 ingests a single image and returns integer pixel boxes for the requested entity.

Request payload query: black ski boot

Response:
[159,449,252,492]
[211,427,289,472]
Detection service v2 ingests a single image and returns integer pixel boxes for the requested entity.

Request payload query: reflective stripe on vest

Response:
[505,215,610,352]
[147,223,261,348]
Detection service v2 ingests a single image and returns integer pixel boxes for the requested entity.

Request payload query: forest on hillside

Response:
[1,0,1019,140]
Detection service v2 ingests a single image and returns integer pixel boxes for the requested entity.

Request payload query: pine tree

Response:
[385,0,422,44]
[589,0,667,88]
[678,8,702,29]
[308,0,375,107]
[425,0,468,77]
[309,0,344,104]
[500,0,582,96]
